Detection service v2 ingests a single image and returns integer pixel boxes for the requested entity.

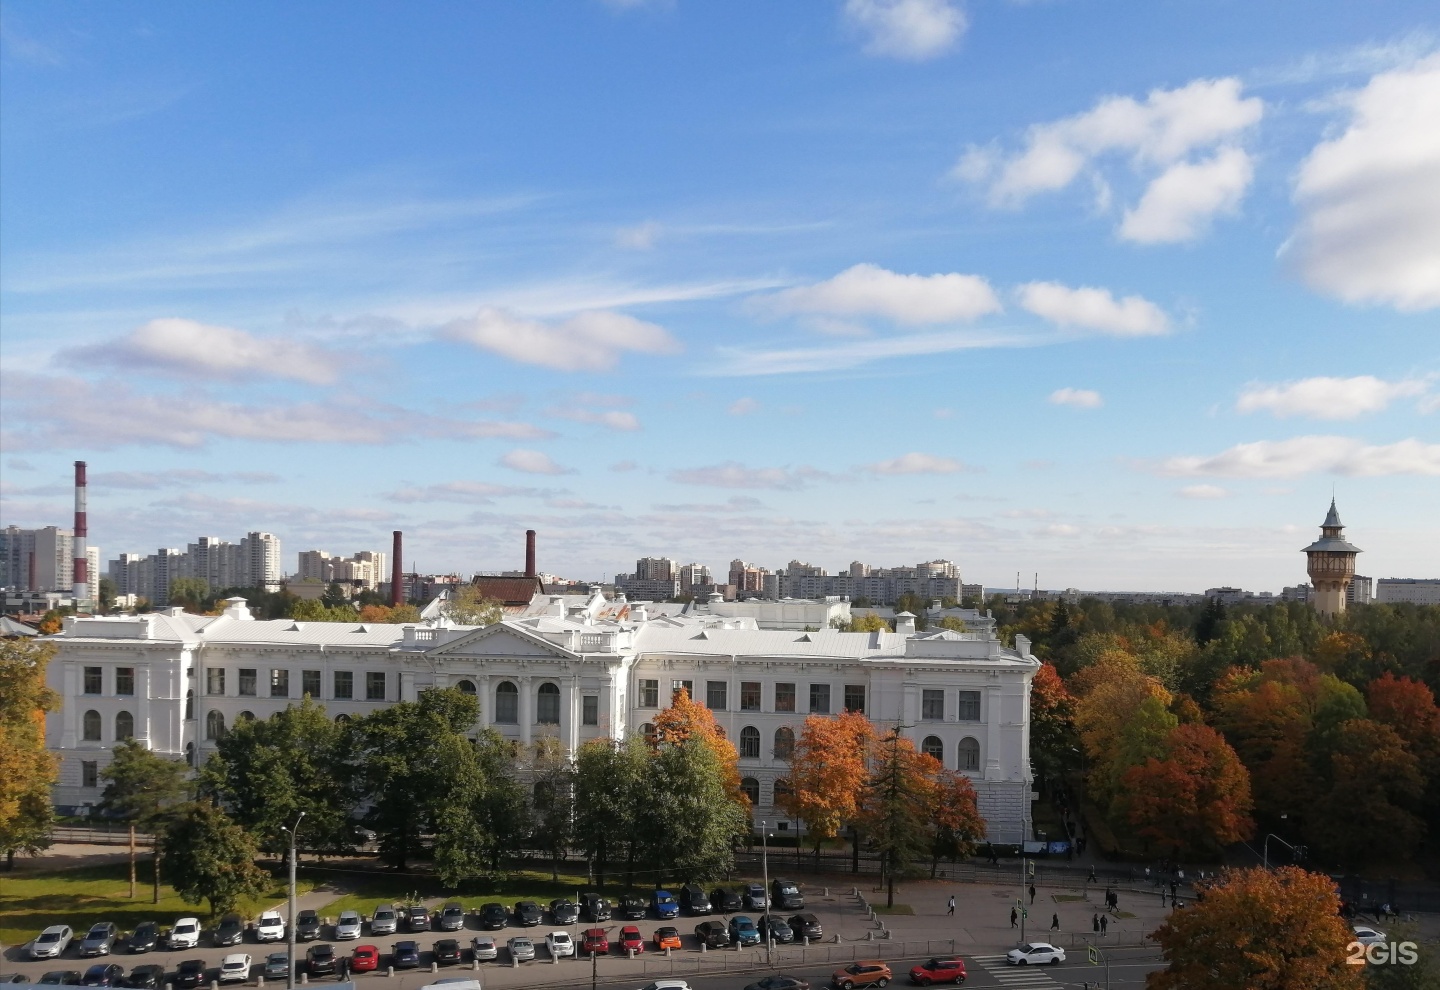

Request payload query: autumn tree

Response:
[160,802,271,917]
[842,613,890,633]
[1305,718,1424,869]
[0,639,59,869]
[1073,659,1171,811]
[779,711,874,868]
[1367,673,1440,821]
[444,585,503,626]
[1121,723,1254,859]
[859,728,934,908]
[652,687,743,800]
[1028,662,1077,788]
[1148,866,1362,990]
[644,735,750,883]
[926,767,985,875]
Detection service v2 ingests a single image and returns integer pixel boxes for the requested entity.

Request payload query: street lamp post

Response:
[280,812,306,990]
[759,820,772,967]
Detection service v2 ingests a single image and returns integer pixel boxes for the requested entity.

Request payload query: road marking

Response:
[971,953,1062,987]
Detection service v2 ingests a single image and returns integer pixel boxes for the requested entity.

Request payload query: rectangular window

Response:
[206,668,225,696]
[844,684,865,714]
[333,670,353,700]
[366,671,386,701]
[302,670,321,698]
[957,690,981,721]
[706,681,728,711]
[582,695,599,726]
[671,679,694,702]
[922,689,945,721]
[270,669,290,698]
[775,682,796,713]
[116,667,135,696]
[809,683,831,714]
[238,668,257,697]
[639,679,659,708]
[81,761,98,788]
[740,681,762,711]
[84,666,103,695]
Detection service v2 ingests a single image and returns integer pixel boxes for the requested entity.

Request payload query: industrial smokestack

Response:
[73,461,88,605]
[391,531,404,606]
[525,529,537,579]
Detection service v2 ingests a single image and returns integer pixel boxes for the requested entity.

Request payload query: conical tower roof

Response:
[1303,498,1361,554]
[1322,498,1343,529]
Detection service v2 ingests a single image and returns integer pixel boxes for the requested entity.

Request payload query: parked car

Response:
[469,937,498,962]
[711,888,743,913]
[335,911,363,941]
[479,904,509,930]
[549,899,579,925]
[261,954,290,980]
[693,921,730,949]
[124,964,165,989]
[760,916,794,944]
[405,906,431,932]
[788,914,823,941]
[370,905,399,937]
[909,958,967,985]
[218,955,252,984]
[78,924,119,958]
[32,926,76,960]
[653,927,682,951]
[619,926,645,954]
[743,977,812,990]
[581,893,612,923]
[635,983,691,990]
[729,916,761,947]
[742,884,769,912]
[681,884,712,915]
[305,945,337,977]
[580,929,609,956]
[172,959,208,990]
[1005,943,1065,966]
[3,977,30,985]
[350,946,379,973]
[390,941,421,969]
[215,914,247,947]
[652,890,679,920]
[618,895,648,920]
[438,903,465,932]
[295,910,321,942]
[432,939,462,966]
[254,913,284,944]
[545,931,574,958]
[80,964,125,986]
[124,924,159,955]
[507,937,535,963]
[1353,926,1387,946]
[37,972,82,985]
[771,879,804,911]
[832,961,892,989]
[514,901,543,927]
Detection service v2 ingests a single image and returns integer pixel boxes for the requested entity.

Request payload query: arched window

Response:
[922,735,944,762]
[237,711,255,723]
[82,709,102,741]
[958,737,981,771]
[641,722,657,745]
[335,713,351,724]
[495,681,519,724]
[536,682,561,724]
[740,777,760,806]
[206,710,227,741]
[773,778,794,807]
[455,679,477,695]
[739,726,761,759]
[773,726,795,760]
[185,689,194,720]
[115,711,134,742]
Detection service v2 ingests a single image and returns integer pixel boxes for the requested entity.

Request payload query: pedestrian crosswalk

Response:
[971,953,1062,988]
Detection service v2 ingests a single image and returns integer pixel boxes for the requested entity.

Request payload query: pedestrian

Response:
[1029,883,1036,905]
[1092,914,1100,933]
[1100,914,1108,935]
[1088,867,1097,884]
[1011,907,1018,928]
[1050,913,1060,931]
[947,895,956,916]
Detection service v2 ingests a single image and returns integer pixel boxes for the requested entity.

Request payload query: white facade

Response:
[44,592,1039,842]
[1375,579,1440,606]
[297,549,388,592]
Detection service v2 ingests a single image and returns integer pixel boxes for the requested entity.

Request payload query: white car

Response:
[1353,925,1387,946]
[256,912,286,942]
[30,926,74,960]
[469,937,498,961]
[219,954,253,983]
[371,905,398,936]
[1006,942,1066,965]
[335,911,363,940]
[169,918,201,950]
[636,982,691,990]
[545,931,574,958]
[507,937,535,963]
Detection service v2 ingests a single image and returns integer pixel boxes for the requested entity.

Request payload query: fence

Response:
[51,825,152,846]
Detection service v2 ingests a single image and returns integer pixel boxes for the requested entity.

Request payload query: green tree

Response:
[98,577,117,613]
[444,585,503,626]
[859,728,932,908]
[934,615,969,632]
[160,802,271,916]
[0,639,60,869]
[573,737,648,887]
[529,736,575,881]
[99,739,190,898]
[842,613,891,633]
[472,729,531,874]
[168,577,210,610]
[644,738,749,883]
[430,733,491,888]
[321,582,350,609]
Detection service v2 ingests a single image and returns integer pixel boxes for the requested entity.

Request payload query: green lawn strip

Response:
[871,904,914,916]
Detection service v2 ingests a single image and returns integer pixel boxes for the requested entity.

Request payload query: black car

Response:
[694,921,730,949]
[711,887,743,913]
[295,910,321,942]
[405,907,431,932]
[549,899,579,925]
[3,978,31,985]
[80,966,125,988]
[172,960,207,990]
[771,879,804,911]
[513,901,542,927]
[787,914,822,941]
[432,939,461,966]
[125,924,159,955]
[305,945,336,977]
[38,972,82,985]
[759,915,794,944]
[390,942,421,969]
[215,914,246,947]
[743,978,812,990]
[438,903,465,932]
[681,884,712,915]
[617,895,647,921]
[580,892,611,922]
[478,904,509,931]
[124,965,165,989]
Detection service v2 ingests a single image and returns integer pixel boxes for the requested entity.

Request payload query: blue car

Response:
[728,916,761,946]
[652,890,679,920]
[390,942,420,969]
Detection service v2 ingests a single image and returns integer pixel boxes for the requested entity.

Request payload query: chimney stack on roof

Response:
[525,529,537,579]
[390,530,403,607]
[73,461,88,605]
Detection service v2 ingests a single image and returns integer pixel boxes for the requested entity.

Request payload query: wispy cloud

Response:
[498,449,574,475]
[864,452,970,475]
[728,397,761,416]
[385,481,547,504]
[65,318,351,384]
[708,326,1039,376]
[439,308,681,371]
[1049,387,1104,409]
[766,263,1001,327]
[1178,484,1229,499]
[668,461,835,490]
[1158,435,1440,477]
[844,0,966,61]
[1236,375,1431,419]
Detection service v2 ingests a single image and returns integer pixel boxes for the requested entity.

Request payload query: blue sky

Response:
[1,0,1436,592]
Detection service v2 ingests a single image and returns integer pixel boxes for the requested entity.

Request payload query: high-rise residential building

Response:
[772,559,962,604]
[634,557,678,581]
[678,562,712,591]
[296,548,388,592]
[728,559,772,596]
[1303,499,1360,617]
[1,526,76,592]
[1347,575,1373,606]
[107,531,282,605]
[1375,579,1440,605]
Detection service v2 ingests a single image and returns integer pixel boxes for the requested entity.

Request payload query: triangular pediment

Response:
[425,622,577,661]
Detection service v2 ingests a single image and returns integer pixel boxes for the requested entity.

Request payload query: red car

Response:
[909,957,966,985]
[619,926,645,954]
[350,946,379,973]
[581,929,609,956]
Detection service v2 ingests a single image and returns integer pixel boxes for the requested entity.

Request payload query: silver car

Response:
[262,953,290,980]
[335,912,363,940]
[30,927,74,960]
[506,937,535,963]
[79,923,118,957]
[370,905,398,937]
[469,937,497,962]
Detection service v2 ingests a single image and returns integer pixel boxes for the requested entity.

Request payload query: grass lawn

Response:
[871,904,915,915]
[1,861,313,948]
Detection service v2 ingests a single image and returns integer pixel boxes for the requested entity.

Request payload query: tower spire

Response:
[1304,497,1360,617]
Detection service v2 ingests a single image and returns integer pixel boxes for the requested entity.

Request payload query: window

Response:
[115,711,134,741]
[641,722,657,745]
[671,679,694,703]
[773,726,795,760]
[237,711,255,722]
[775,683,796,713]
[206,710,226,740]
[366,671,387,701]
[958,737,981,771]
[582,695,599,725]
[739,726,761,759]
[922,689,945,721]
[706,681,728,711]
[922,735,944,761]
[844,684,865,713]
[333,670,353,700]
[82,761,98,788]
[639,679,659,708]
[957,691,981,721]
[302,670,321,698]
[809,683,831,714]
[207,668,225,696]
[536,682,561,724]
[116,667,135,696]
[82,709,102,741]
[495,681,518,723]
[740,777,760,806]
[185,689,194,720]
[740,681,762,711]
[455,679,476,695]
[238,668,257,697]
[269,669,289,698]
[84,667,103,695]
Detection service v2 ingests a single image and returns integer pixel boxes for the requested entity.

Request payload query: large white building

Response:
[43,592,1040,842]
[1375,579,1440,606]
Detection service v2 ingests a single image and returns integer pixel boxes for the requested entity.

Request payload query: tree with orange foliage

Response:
[777,711,874,868]
[652,687,744,803]
[926,767,985,876]
[1305,718,1424,869]
[1148,866,1362,990]
[858,728,934,908]
[1,638,60,867]
[1073,664,1171,809]
[1120,723,1253,859]
[1028,662,1077,787]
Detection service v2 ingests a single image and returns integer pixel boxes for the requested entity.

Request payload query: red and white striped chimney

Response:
[390,530,403,607]
[73,460,88,604]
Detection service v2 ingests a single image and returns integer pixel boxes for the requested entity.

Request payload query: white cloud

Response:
[1160,435,1440,477]
[1288,55,1440,311]
[728,397,761,416]
[1048,387,1104,409]
[865,452,968,475]
[439,307,681,371]
[1036,523,1081,537]
[710,326,1035,376]
[549,407,642,431]
[71,317,344,384]
[609,460,639,472]
[1019,282,1170,336]
[498,449,573,475]
[615,221,662,250]
[1237,375,1431,419]
[768,263,1001,326]
[385,481,543,504]
[844,0,965,61]
[668,462,834,490]
[1178,484,1229,499]
[1119,146,1254,243]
